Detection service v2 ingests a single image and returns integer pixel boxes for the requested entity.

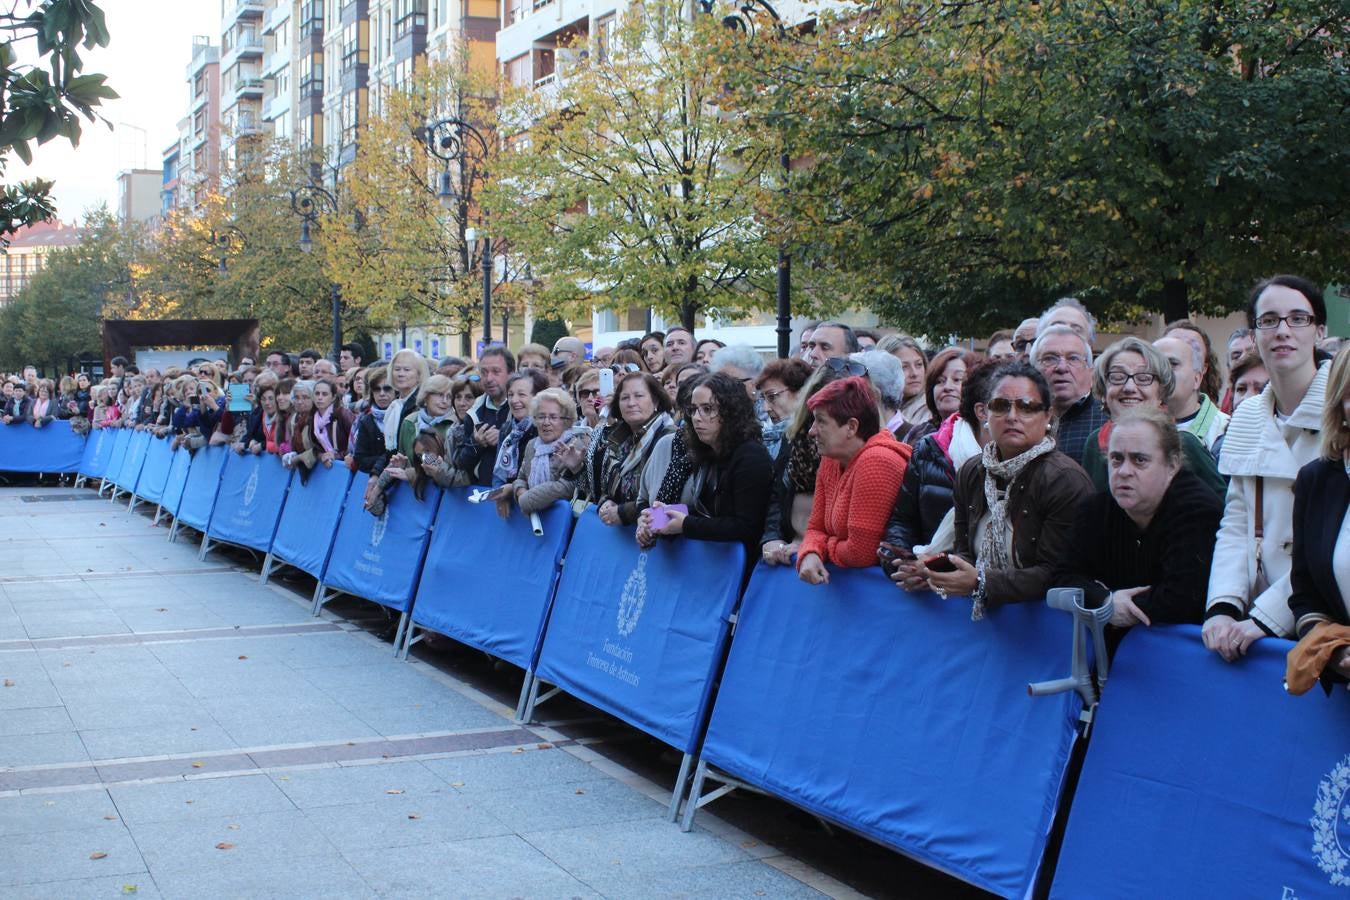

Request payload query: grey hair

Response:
[709,344,765,377]
[851,349,904,407]
[1154,334,1203,374]
[1094,337,1176,404]
[1036,296,1097,344]
[1029,324,1094,367]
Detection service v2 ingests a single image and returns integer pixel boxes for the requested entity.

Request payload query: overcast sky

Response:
[7,0,221,224]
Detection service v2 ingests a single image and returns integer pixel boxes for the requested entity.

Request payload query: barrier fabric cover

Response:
[321,473,440,612]
[1052,625,1350,899]
[132,437,174,504]
[79,427,112,478]
[205,452,292,552]
[159,445,193,517]
[101,429,132,486]
[699,565,1082,899]
[410,492,574,671]
[174,445,227,531]
[269,462,352,579]
[534,511,746,753]
[0,421,86,473]
[112,430,150,491]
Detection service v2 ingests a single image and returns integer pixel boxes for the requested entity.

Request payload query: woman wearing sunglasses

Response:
[1077,338,1225,498]
[351,366,395,474]
[914,361,1093,617]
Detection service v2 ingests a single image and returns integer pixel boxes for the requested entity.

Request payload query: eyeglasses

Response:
[1012,338,1032,352]
[534,413,571,424]
[823,358,868,376]
[1106,370,1158,387]
[758,388,789,403]
[689,403,720,420]
[373,385,395,394]
[1253,311,1316,330]
[987,397,1047,416]
[1037,353,1089,370]
[577,388,600,399]
[455,374,481,383]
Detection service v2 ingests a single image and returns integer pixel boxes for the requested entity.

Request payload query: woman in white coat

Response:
[1203,275,1331,661]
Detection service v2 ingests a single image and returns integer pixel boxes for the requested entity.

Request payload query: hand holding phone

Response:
[924,553,958,573]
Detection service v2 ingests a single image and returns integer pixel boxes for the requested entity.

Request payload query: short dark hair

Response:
[640,331,666,346]
[480,345,516,372]
[507,368,548,395]
[341,342,363,360]
[959,358,1003,430]
[757,357,812,393]
[266,350,288,363]
[924,348,979,422]
[990,360,1052,409]
[813,321,861,354]
[299,349,322,362]
[683,372,761,464]
[607,372,673,421]
[666,325,694,341]
[1245,274,1325,330]
[110,356,129,367]
[616,338,643,352]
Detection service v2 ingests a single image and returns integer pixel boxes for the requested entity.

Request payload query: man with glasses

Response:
[1031,323,1105,466]
[265,351,292,378]
[802,322,860,369]
[552,336,586,366]
[1012,318,1040,358]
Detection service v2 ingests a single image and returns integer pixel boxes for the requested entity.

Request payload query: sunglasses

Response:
[577,388,601,399]
[456,374,482,383]
[987,397,1047,416]
[373,385,395,394]
[823,357,868,377]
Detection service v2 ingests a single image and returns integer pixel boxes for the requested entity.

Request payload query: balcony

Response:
[234,77,265,99]
[234,29,263,56]
[224,0,265,28]
[236,115,264,137]
[262,2,290,35]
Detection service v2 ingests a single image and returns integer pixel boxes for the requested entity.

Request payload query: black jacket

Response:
[683,439,774,546]
[353,412,390,474]
[451,397,513,486]
[1289,458,1350,638]
[1058,468,1223,624]
[884,432,957,549]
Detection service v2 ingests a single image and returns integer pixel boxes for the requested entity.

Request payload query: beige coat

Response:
[1207,361,1329,637]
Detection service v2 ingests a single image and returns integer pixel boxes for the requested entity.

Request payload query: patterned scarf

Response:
[528,426,583,488]
[492,415,534,488]
[785,430,820,493]
[313,406,335,454]
[973,435,1056,620]
[415,408,450,434]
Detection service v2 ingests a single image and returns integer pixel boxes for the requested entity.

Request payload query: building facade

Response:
[0,222,84,306]
[160,37,221,214]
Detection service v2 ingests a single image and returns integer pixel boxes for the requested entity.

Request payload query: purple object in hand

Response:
[648,503,688,531]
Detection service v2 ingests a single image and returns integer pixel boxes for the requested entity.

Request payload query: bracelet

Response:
[970,565,988,622]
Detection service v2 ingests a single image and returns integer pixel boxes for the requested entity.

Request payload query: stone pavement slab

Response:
[0,484,845,899]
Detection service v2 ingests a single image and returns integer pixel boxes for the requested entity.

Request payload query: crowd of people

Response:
[6,275,1350,685]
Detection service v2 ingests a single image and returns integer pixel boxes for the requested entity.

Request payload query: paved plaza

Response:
[0,485,853,899]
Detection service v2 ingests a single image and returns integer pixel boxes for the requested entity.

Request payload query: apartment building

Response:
[160,38,222,214]
[220,0,268,162]
[0,222,84,306]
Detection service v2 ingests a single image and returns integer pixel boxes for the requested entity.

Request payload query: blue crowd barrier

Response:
[0,421,86,473]
[1051,625,1350,898]
[97,429,131,495]
[315,473,441,646]
[529,512,747,814]
[169,445,227,540]
[262,461,352,582]
[403,491,574,713]
[156,443,193,525]
[112,431,152,497]
[201,452,292,557]
[78,427,112,480]
[129,436,174,510]
[685,565,1083,898]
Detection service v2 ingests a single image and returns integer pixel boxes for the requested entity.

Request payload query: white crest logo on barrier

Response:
[370,511,388,548]
[616,552,648,637]
[1311,753,1350,885]
[243,462,260,507]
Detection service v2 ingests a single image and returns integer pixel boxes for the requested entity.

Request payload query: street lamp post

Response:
[288,179,343,362]
[210,225,246,273]
[419,116,494,352]
[714,0,793,358]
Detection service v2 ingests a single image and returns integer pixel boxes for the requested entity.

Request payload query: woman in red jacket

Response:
[798,376,911,584]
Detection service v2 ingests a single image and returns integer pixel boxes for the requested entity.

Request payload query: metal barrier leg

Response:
[152,504,164,526]
[311,583,326,616]
[680,760,711,832]
[197,535,212,561]
[168,518,181,543]
[669,753,694,822]
[513,673,534,723]
[391,613,409,656]
[259,552,275,584]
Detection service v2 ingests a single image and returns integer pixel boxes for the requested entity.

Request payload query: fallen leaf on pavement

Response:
[574,789,586,795]
[385,789,404,795]
[90,851,108,860]
[237,655,247,660]
[191,762,203,769]
[122,885,137,894]
[103,815,117,821]
[537,743,552,750]
[407,814,421,820]
[215,842,234,850]
[2,679,13,687]
[450,782,464,788]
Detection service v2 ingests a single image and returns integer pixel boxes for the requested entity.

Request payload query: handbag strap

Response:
[1253,476,1265,580]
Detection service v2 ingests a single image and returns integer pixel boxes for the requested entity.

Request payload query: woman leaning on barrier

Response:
[28,379,56,429]
[796,376,911,584]
[1057,407,1223,633]
[908,361,1094,619]
[637,372,773,549]
[504,387,588,517]
[293,377,353,478]
[490,370,547,490]
[1285,347,1350,692]
[579,372,676,527]
[365,374,467,514]
[351,366,393,475]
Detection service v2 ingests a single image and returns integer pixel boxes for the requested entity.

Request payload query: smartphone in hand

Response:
[924,553,957,573]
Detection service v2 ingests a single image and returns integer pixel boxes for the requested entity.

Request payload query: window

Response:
[505,0,525,25]
[298,1,322,37]
[300,52,323,96]
[341,21,368,71]
[341,90,364,145]
[394,0,427,38]
[595,14,616,63]
[504,53,529,88]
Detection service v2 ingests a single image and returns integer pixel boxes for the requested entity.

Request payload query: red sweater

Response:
[798,430,911,568]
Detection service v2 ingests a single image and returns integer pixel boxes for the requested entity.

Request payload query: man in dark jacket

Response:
[451,346,515,485]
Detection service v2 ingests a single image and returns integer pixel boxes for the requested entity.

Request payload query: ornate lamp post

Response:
[288,178,343,362]
[210,225,246,273]
[419,116,494,349]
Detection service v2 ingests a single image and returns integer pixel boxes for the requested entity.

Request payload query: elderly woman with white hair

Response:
[849,349,905,435]
[505,387,590,517]
[709,344,765,399]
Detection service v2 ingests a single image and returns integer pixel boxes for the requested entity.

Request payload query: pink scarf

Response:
[32,398,49,417]
[313,406,335,454]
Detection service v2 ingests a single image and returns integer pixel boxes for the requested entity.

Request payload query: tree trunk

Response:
[1160,278,1189,324]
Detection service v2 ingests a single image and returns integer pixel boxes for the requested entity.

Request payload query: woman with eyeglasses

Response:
[755,358,811,459]
[504,387,589,517]
[1057,406,1223,638]
[911,361,1093,616]
[638,372,772,548]
[759,364,850,566]
[797,377,911,584]
[1077,338,1225,498]
[579,371,676,526]
[351,366,393,474]
[1203,275,1333,661]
